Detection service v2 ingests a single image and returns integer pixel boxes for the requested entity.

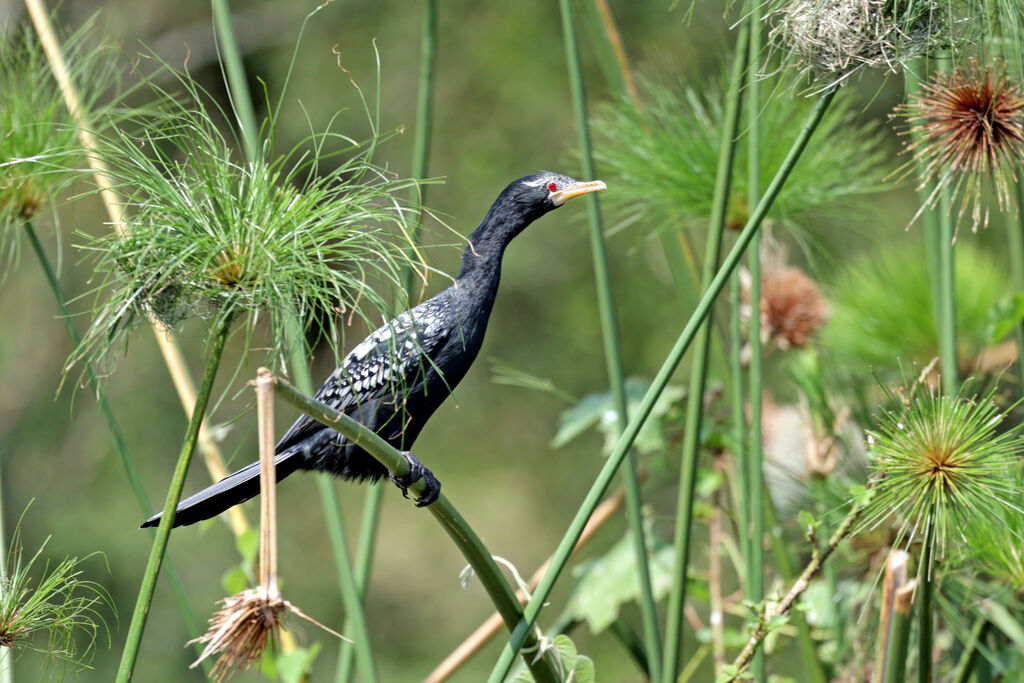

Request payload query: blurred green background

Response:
[0,1,1011,681]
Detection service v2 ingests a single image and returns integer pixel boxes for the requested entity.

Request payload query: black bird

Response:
[142,171,606,529]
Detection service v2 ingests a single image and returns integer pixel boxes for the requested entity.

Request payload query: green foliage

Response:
[565,528,674,634]
[73,57,426,374]
[512,635,594,683]
[823,242,1006,372]
[0,16,124,264]
[0,527,110,675]
[591,72,888,234]
[551,378,684,456]
[864,380,1024,563]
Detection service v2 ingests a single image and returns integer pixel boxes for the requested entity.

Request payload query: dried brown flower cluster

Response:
[190,585,348,682]
[772,0,945,88]
[746,266,830,352]
[894,60,1024,230]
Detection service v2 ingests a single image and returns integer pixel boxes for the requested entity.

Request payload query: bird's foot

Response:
[390,451,441,507]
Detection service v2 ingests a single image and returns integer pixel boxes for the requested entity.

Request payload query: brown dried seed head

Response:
[760,267,830,350]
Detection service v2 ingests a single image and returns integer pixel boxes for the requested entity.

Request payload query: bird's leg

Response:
[390,451,441,507]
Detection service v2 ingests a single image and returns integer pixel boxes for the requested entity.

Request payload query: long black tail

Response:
[140,451,301,529]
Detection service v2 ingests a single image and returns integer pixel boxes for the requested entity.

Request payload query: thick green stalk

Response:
[744,7,765,680]
[116,321,231,683]
[402,0,438,297]
[284,323,379,683]
[729,276,750,572]
[335,482,383,683]
[937,201,957,393]
[23,221,206,659]
[662,24,748,682]
[318,478,377,683]
[272,378,561,683]
[487,86,839,683]
[951,617,988,683]
[211,0,258,161]
[210,2,379,674]
[918,520,935,683]
[342,5,438,677]
[882,588,914,683]
[1005,173,1024,389]
[558,0,662,678]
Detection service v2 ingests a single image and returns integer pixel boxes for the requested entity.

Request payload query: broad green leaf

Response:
[986,292,1024,343]
[221,564,248,595]
[567,526,674,633]
[276,642,322,683]
[551,378,684,456]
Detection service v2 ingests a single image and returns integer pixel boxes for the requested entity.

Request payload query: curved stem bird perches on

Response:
[270,374,563,683]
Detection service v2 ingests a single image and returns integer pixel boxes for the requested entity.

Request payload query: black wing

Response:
[274,298,451,452]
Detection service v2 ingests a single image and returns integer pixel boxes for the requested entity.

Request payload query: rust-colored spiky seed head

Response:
[759,267,830,350]
[894,59,1024,230]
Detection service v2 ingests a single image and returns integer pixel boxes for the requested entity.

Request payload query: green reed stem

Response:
[342,4,438,677]
[211,0,258,161]
[403,0,438,297]
[116,320,231,683]
[486,83,838,683]
[318,477,377,683]
[283,323,379,683]
[273,377,562,683]
[881,592,913,683]
[559,1,662,678]
[211,3,380,677]
[951,617,988,683]
[335,482,382,683]
[23,221,207,664]
[1006,173,1024,389]
[662,24,748,683]
[744,7,765,678]
[918,519,935,683]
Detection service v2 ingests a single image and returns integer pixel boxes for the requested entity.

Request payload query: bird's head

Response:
[511,171,607,211]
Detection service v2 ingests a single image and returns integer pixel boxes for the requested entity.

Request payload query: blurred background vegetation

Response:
[1,0,1021,681]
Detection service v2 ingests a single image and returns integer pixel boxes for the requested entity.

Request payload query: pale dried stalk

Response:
[423,488,627,683]
[23,0,247,535]
[190,368,347,680]
[874,549,910,681]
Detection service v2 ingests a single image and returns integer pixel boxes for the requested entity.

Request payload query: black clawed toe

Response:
[389,451,441,507]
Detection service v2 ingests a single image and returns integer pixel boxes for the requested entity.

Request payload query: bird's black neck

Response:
[457,195,545,285]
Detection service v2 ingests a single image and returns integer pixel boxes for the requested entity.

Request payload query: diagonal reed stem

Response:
[486,85,838,683]
[662,23,748,682]
[272,376,562,683]
[23,220,206,660]
[116,320,232,683]
[558,0,662,678]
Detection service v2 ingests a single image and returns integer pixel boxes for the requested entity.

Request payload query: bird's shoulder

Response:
[314,295,454,407]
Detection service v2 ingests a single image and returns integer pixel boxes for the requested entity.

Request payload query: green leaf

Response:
[276,642,321,683]
[551,378,684,456]
[986,292,1024,343]
[236,528,259,565]
[798,510,817,529]
[566,526,674,633]
[555,634,578,671]
[221,565,248,595]
[848,483,873,507]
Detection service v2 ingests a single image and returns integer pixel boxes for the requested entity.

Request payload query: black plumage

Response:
[142,171,605,529]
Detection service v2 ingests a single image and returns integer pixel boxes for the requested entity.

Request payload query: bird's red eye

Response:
[547,182,558,191]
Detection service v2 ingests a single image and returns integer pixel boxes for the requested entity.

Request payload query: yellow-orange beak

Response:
[550,179,607,206]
